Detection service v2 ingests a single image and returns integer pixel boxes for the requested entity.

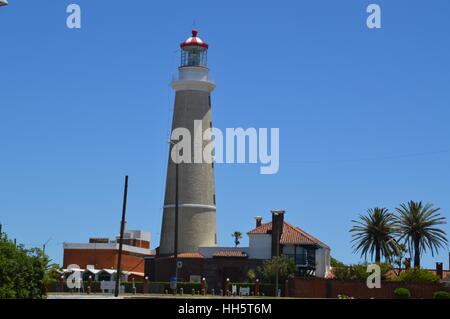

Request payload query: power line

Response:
[285,148,450,165]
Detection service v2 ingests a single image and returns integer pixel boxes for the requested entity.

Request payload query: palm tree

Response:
[350,207,399,263]
[395,201,447,268]
[231,231,242,247]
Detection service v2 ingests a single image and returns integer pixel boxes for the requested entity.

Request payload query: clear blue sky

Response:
[1,0,449,269]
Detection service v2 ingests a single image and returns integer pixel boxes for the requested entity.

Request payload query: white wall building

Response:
[200,212,331,278]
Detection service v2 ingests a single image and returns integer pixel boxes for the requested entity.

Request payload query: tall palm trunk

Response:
[375,241,381,263]
[413,238,420,268]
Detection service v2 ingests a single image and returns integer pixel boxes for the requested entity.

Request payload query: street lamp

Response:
[0,1,8,6]
[88,276,92,294]
[60,275,65,293]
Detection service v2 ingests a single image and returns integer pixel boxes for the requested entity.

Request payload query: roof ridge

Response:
[247,220,329,249]
[284,222,330,249]
[247,221,272,234]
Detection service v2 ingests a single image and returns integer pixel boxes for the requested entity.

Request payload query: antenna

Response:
[43,237,52,254]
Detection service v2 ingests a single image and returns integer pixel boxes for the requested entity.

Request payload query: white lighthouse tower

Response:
[159,30,217,255]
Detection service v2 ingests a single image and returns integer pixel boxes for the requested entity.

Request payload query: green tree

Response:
[393,267,440,284]
[45,263,63,284]
[391,243,408,276]
[330,257,345,267]
[231,231,242,247]
[350,207,399,263]
[0,231,48,299]
[395,201,448,268]
[257,255,297,284]
[332,262,392,281]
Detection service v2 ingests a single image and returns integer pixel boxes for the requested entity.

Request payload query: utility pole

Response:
[114,175,128,298]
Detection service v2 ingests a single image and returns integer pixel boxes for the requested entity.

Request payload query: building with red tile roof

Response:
[248,221,330,249]
[147,210,331,287]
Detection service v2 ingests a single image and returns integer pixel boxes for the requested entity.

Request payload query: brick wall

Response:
[290,278,327,298]
[147,257,263,290]
[290,278,450,299]
[118,239,150,249]
[63,249,148,273]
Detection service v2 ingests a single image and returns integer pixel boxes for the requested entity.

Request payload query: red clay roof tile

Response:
[248,221,330,249]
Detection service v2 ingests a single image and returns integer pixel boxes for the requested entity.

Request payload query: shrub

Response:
[433,291,450,299]
[394,287,411,299]
[392,268,440,284]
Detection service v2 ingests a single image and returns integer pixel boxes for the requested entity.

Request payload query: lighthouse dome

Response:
[180,29,209,50]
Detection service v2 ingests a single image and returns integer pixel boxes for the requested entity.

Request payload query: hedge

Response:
[393,287,411,299]
[46,281,206,294]
[433,291,450,299]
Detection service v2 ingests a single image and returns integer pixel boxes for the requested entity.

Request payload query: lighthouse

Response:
[159,30,217,255]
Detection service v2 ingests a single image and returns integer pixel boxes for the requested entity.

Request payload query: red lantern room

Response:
[180,29,208,68]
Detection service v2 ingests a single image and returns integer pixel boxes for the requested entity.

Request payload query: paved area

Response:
[47,294,292,299]
[47,294,124,299]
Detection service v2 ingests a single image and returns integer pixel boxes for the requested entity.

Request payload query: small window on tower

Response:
[209,121,212,128]
[208,95,211,108]
[213,194,216,205]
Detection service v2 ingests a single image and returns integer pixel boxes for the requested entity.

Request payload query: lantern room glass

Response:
[181,48,208,67]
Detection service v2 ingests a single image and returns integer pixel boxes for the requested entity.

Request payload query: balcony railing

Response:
[284,253,315,268]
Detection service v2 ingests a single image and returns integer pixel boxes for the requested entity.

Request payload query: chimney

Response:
[436,262,443,279]
[271,210,285,258]
[254,216,263,228]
